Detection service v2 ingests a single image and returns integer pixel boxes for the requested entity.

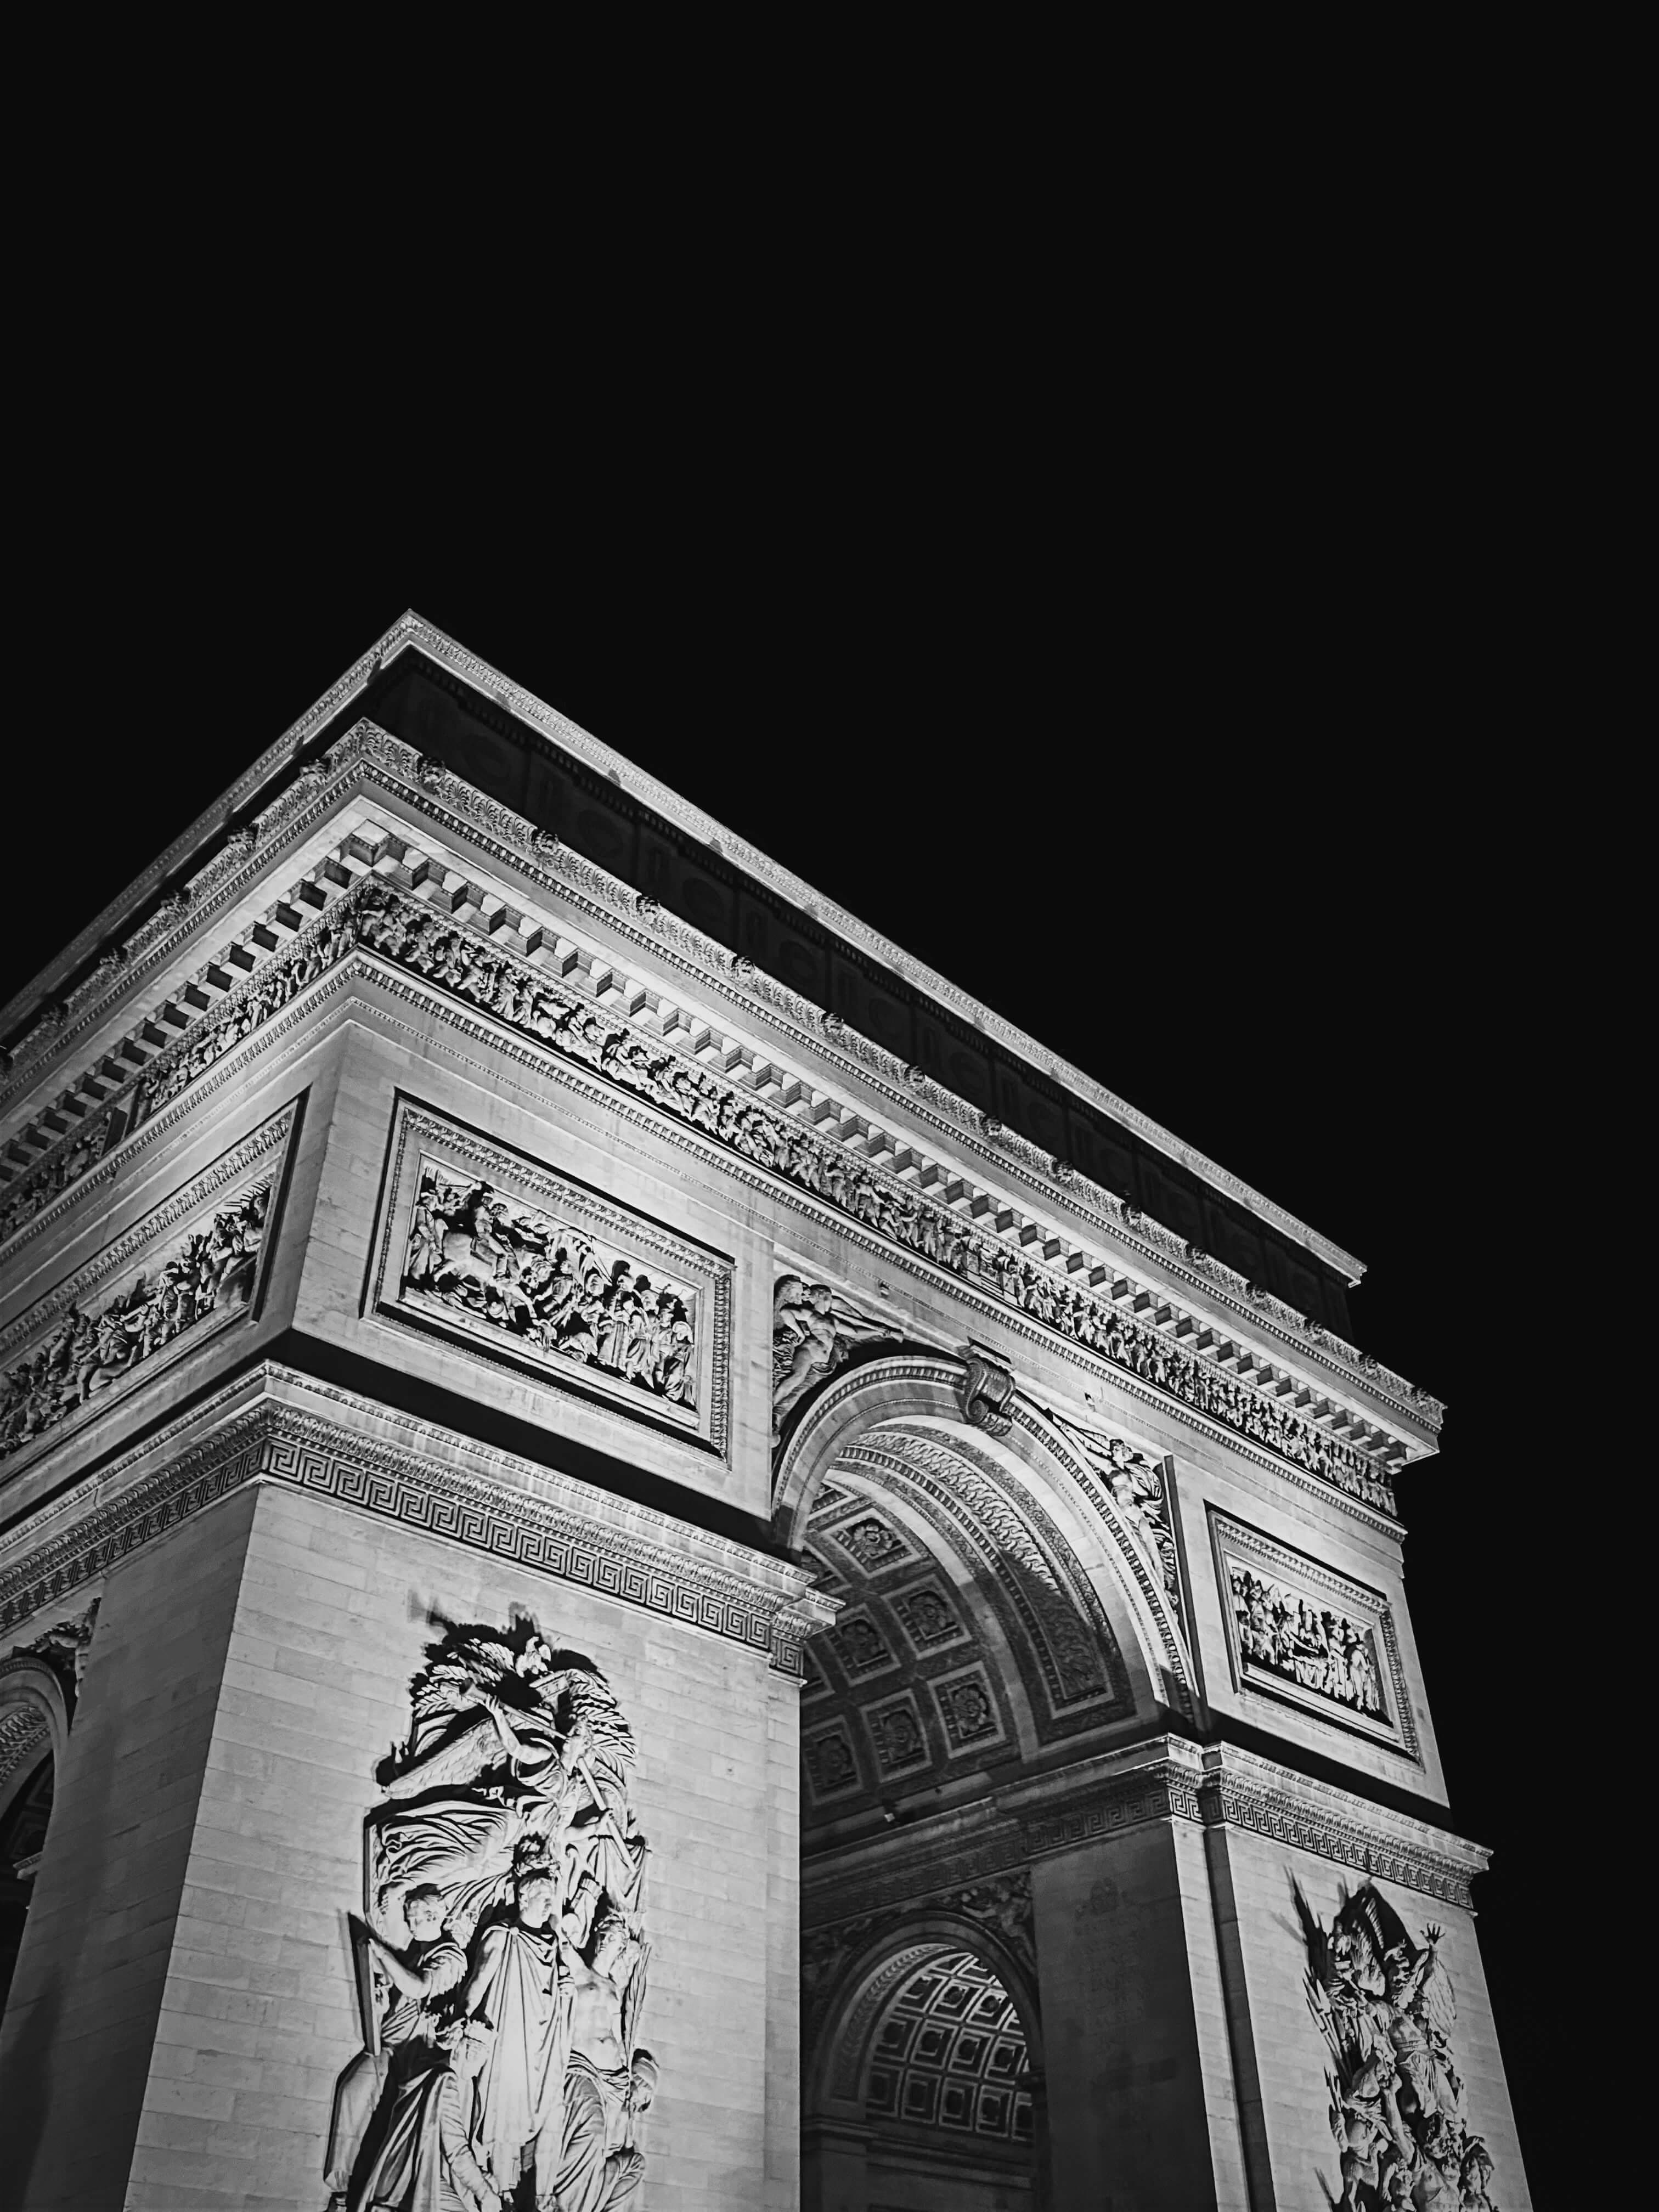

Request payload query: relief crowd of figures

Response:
[1228,1566,1385,1718]
[328,1618,655,2212]
[403,1165,696,1410]
[2,876,1384,1512]
[0,1182,269,1464]
[352,888,1384,1501]
[1299,1883,1498,2210]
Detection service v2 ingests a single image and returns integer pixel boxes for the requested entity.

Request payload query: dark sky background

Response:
[2,412,1568,2193]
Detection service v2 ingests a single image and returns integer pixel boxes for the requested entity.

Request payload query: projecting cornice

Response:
[0,1363,832,1671]
[0,718,1440,1472]
[1,612,1365,1292]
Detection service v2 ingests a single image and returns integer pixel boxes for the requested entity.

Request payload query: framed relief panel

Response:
[1208,1509,1418,1758]
[370,1097,732,1454]
[0,1096,303,1487]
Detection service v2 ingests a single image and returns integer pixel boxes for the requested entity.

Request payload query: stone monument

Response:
[0,616,1528,2208]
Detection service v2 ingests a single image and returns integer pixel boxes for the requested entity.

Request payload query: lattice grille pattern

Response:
[865,1949,1032,2145]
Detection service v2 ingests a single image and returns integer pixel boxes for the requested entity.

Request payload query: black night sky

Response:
[3,417,1570,2193]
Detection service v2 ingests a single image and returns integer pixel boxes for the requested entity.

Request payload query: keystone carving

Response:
[1297,1880,1499,2209]
[958,1353,1016,1439]
[327,1613,657,2212]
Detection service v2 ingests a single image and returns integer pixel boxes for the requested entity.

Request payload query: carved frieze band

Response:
[0,1390,825,1671]
[371,1098,731,1455]
[2,698,1436,1441]
[0,1102,299,1480]
[0,884,360,1252]
[1,822,1418,1498]
[334,882,1397,1509]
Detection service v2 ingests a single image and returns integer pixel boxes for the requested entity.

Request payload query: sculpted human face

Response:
[405,1893,445,1943]
[517,1875,556,1928]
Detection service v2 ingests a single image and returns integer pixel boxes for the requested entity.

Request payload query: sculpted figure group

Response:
[326,1617,656,2212]
[353,884,1384,1505]
[770,1275,900,1440]
[1299,1882,1498,2210]
[0,871,1383,1511]
[0,1181,268,1464]
[403,1163,696,1411]
[1229,1566,1384,1720]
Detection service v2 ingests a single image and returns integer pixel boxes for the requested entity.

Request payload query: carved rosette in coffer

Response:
[369,1097,732,1454]
[1210,1509,1418,1758]
[0,1098,302,1485]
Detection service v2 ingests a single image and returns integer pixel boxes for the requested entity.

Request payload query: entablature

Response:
[0,721,1438,1514]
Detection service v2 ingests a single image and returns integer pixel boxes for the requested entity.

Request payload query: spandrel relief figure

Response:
[1297,1880,1495,2211]
[330,1615,656,2212]
[771,1273,901,1440]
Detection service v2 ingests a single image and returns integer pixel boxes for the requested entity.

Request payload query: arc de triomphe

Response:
[0,617,1527,2210]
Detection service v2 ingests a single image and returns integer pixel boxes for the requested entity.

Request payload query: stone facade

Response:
[0,616,1527,2210]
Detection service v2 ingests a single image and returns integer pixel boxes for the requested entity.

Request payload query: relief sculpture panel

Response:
[327,1613,656,2212]
[1297,1881,1500,2209]
[371,1099,731,1454]
[1211,1510,1415,1755]
[0,1100,299,1479]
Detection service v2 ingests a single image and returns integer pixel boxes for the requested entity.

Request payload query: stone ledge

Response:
[0,1364,832,1672]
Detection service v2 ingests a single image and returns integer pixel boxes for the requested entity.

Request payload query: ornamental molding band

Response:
[1297,1880,1502,2208]
[1210,1508,1418,1759]
[0,1101,300,1481]
[0,1376,832,1669]
[341,879,1404,1509]
[372,1098,731,1457]
[771,1266,902,1445]
[326,1612,656,2211]
[3,629,1373,1310]
[0,721,1440,1452]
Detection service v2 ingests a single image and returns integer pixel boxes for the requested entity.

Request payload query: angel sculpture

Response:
[771,1276,899,1440]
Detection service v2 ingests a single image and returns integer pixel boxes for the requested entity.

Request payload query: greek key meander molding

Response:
[1,696,1437,1442]
[0,1394,825,1671]
[373,1099,732,1457]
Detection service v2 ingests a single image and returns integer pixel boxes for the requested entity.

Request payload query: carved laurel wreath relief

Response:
[327,1614,655,2212]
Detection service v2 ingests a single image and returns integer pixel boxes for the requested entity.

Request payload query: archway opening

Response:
[862,1945,1035,2205]
[0,1750,53,2018]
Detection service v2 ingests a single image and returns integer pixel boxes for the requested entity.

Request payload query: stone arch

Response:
[775,1352,1200,1726]
[0,1659,70,1833]
[806,1910,1045,2120]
